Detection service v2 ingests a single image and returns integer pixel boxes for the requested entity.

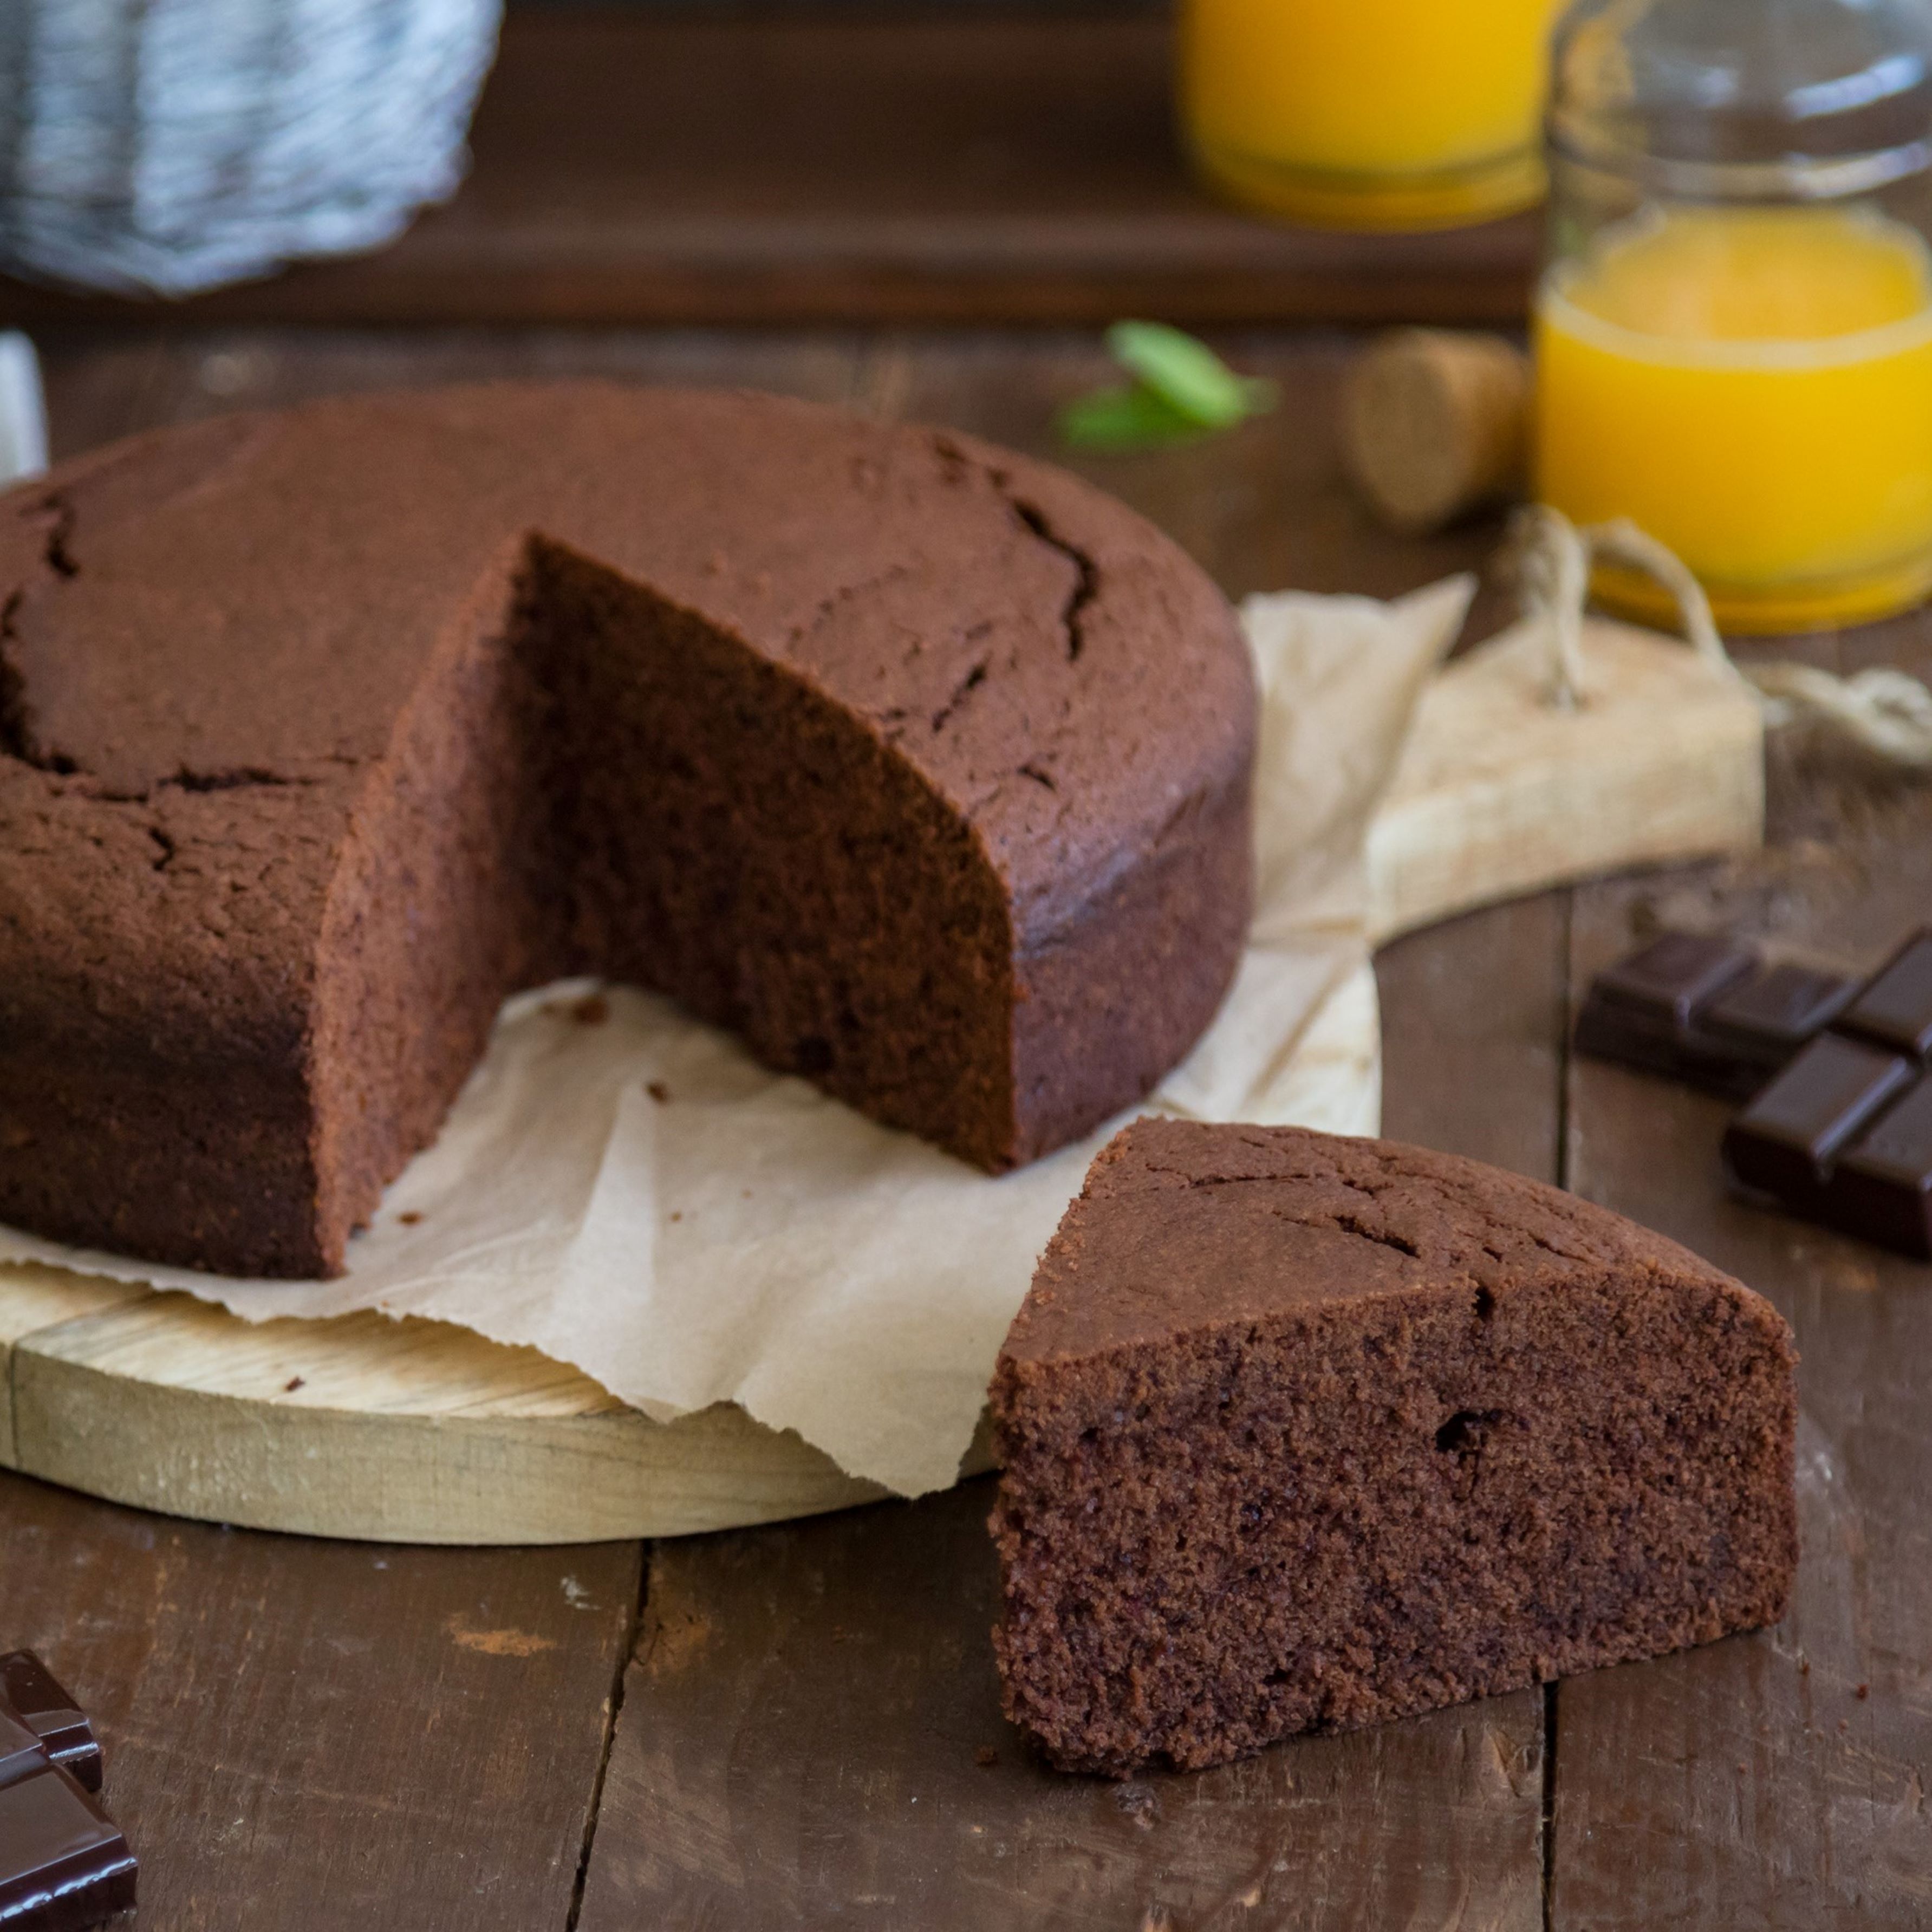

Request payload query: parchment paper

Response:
[0,576,1473,1497]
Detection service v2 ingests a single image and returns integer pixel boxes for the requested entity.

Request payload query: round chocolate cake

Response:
[0,384,1256,1278]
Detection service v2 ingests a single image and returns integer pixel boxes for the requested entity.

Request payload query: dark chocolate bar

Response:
[1831,1079,1932,1259]
[0,1713,42,1798]
[1723,1037,1932,1258]
[1593,931,1757,1023]
[1723,1036,1914,1202]
[1575,932,1857,1100]
[1585,926,1932,1258]
[1703,961,1861,1059]
[0,1663,97,1797]
[0,1765,135,1931]
[1838,931,1932,1058]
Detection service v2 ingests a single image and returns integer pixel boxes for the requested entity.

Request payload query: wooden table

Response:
[4,321,1929,1929]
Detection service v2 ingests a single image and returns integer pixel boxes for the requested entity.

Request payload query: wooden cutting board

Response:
[0,1263,895,1543]
[0,616,1761,1545]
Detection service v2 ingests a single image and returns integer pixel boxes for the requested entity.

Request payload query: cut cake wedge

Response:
[990,1119,1798,1775]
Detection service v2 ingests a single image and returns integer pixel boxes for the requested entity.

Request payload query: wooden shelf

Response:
[0,10,1538,329]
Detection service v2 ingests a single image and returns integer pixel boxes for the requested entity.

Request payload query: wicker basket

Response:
[0,0,503,296]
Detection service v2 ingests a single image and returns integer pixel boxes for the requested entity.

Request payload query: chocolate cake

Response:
[0,386,1256,1277]
[990,1120,1798,1776]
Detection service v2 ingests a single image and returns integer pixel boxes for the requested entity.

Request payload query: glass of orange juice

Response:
[1179,0,1565,231]
[1535,0,1932,633]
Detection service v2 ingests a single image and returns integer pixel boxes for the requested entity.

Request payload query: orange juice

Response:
[1536,205,1932,632]
[1180,0,1564,230]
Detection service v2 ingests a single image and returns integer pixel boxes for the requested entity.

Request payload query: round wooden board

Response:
[0,1261,959,1544]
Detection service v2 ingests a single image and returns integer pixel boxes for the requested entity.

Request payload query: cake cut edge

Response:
[990,1118,1799,1777]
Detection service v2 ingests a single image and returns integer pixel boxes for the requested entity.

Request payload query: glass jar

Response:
[1179,0,1565,231]
[1534,0,1932,632]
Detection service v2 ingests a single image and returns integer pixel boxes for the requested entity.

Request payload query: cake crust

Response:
[0,386,1255,1275]
[991,1119,1799,1776]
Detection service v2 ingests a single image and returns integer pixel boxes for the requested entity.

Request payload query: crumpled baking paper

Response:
[0,576,1473,1497]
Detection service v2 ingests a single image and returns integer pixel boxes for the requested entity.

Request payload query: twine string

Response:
[1511,505,1932,767]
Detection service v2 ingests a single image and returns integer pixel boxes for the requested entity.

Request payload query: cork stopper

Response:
[1342,330,1531,534]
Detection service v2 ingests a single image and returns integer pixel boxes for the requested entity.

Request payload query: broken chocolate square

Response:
[1722,1035,1914,1206]
[1592,932,1758,1024]
[0,1709,43,1796]
[0,1661,98,1797]
[1826,1079,1932,1260]
[1702,962,1858,1058]
[1575,934,1837,1099]
[0,1763,135,1930]
[1838,932,1932,1058]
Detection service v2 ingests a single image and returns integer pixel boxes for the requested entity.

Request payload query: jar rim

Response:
[1548,113,1932,200]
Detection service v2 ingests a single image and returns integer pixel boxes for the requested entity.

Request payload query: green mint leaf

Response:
[1105,321,1265,430]
[1056,383,1206,451]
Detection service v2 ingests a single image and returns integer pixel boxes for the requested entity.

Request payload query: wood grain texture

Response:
[1,1265,884,1543]
[578,1482,1544,1932]
[0,14,1539,330]
[0,1466,641,1931]
[1377,894,1570,1185]
[25,321,1932,1923]
[1553,699,1932,1927]
[0,1271,144,1468]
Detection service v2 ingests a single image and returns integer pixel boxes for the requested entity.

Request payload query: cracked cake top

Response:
[0,382,1251,943]
[1001,1117,1757,1365]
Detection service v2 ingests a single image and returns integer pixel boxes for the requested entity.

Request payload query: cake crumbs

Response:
[399,1210,423,1226]
[283,1376,305,1393]
[1857,1683,1870,1699]
[573,994,611,1026]
[647,1081,672,1104]
[973,1745,999,1767]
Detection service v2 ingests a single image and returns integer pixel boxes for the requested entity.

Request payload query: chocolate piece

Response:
[0,1764,135,1930]
[1593,932,1757,1024]
[1838,931,1932,1057]
[1702,961,1859,1056]
[0,1712,43,1796]
[991,1119,1798,1777]
[1576,934,1859,1100]
[1572,991,1771,1098]
[0,387,1257,1278]
[0,1663,97,1796]
[1722,1035,1915,1206]
[1582,927,1932,1258]
[1830,1079,1932,1260]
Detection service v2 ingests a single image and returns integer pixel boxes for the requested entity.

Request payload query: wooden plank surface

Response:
[579,1475,1545,1931]
[0,13,1539,330]
[1551,659,1932,1929]
[8,321,1932,1926]
[2,1473,642,1930]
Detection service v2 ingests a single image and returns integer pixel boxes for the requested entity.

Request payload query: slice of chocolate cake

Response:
[990,1119,1798,1777]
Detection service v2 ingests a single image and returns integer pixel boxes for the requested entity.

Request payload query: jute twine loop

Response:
[1509,505,1932,767]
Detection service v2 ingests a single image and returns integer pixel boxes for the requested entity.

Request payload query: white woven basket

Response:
[0,0,503,296]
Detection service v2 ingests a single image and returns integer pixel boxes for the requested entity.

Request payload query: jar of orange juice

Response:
[1179,0,1565,230]
[1536,0,1932,633]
